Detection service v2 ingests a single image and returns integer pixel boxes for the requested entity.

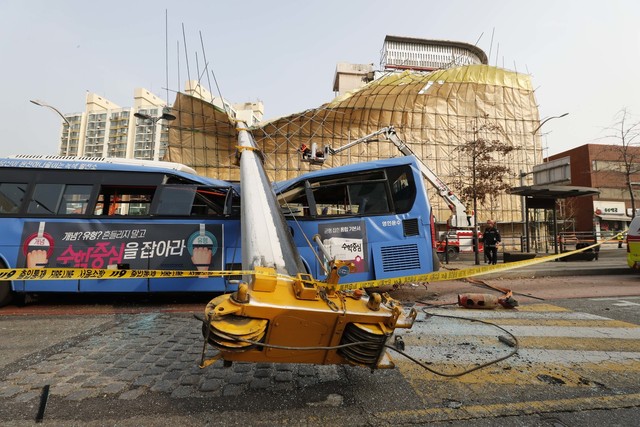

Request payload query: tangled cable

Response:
[382,306,519,377]
[196,307,520,377]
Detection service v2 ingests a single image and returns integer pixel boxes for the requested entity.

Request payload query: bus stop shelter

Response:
[509,185,600,253]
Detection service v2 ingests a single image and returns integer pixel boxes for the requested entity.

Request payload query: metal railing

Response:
[436,230,623,265]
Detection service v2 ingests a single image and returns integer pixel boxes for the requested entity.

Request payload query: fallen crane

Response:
[200,124,417,370]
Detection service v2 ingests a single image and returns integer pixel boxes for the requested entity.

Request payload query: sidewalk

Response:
[438,247,631,278]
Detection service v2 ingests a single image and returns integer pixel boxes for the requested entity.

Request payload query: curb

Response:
[478,267,633,279]
[440,254,630,278]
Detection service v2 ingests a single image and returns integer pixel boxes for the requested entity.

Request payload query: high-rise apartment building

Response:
[58,83,263,161]
[59,89,171,161]
[332,63,375,97]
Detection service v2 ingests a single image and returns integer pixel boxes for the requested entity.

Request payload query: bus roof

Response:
[0,155,233,187]
[273,156,419,192]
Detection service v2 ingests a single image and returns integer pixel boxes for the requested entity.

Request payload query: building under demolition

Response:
[166,63,542,231]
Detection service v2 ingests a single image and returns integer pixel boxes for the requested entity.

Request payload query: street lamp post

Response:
[519,170,531,252]
[522,112,569,253]
[629,182,640,219]
[30,99,72,154]
[532,112,569,136]
[472,146,480,265]
[133,108,176,160]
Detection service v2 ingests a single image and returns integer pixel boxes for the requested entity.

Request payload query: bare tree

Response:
[453,116,516,264]
[602,108,640,218]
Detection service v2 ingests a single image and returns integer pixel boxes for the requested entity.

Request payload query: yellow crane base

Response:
[200,267,416,370]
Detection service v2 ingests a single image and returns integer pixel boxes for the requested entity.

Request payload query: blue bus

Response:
[0,156,241,306]
[0,155,438,306]
[275,156,439,283]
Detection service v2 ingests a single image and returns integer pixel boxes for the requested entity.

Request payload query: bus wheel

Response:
[0,280,12,307]
[447,247,459,261]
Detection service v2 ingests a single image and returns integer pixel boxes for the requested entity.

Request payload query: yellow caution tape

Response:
[334,233,626,290]
[0,269,252,281]
[0,234,624,287]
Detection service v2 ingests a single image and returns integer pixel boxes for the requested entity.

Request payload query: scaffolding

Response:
[166,64,542,225]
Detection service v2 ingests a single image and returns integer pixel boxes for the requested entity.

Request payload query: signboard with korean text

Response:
[318,220,368,273]
[17,221,224,272]
[593,201,630,222]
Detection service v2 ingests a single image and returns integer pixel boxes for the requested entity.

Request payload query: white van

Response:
[627,216,640,270]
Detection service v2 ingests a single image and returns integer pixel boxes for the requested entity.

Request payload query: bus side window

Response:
[349,182,389,214]
[191,187,227,216]
[94,194,105,215]
[94,193,118,216]
[94,192,121,215]
[229,192,241,217]
[95,186,154,216]
[58,185,93,215]
[27,184,65,215]
[312,184,352,216]
[0,182,27,214]
[278,185,311,217]
[306,169,390,217]
[154,186,196,216]
[152,186,229,217]
[27,184,93,216]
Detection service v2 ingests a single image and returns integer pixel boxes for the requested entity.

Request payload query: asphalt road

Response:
[1,274,639,426]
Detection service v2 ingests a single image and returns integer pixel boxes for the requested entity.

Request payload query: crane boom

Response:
[237,124,307,276]
[327,126,472,228]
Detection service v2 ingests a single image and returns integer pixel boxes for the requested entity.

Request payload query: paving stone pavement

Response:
[2,296,640,426]
[0,313,344,403]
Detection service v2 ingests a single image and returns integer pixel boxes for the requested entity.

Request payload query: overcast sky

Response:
[1,0,639,158]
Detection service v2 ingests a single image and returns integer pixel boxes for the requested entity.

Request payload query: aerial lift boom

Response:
[303,126,472,228]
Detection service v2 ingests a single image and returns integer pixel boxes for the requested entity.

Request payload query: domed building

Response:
[167,63,542,237]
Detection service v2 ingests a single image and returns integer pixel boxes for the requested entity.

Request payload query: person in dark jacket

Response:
[482,220,501,265]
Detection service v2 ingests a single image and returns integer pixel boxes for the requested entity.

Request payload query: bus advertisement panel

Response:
[318,220,368,273]
[18,221,223,271]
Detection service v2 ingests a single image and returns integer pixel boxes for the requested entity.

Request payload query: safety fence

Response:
[437,230,627,264]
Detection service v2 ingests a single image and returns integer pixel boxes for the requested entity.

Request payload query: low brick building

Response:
[547,144,640,238]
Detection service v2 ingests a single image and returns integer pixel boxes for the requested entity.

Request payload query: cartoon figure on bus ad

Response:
[18,221,224,272]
